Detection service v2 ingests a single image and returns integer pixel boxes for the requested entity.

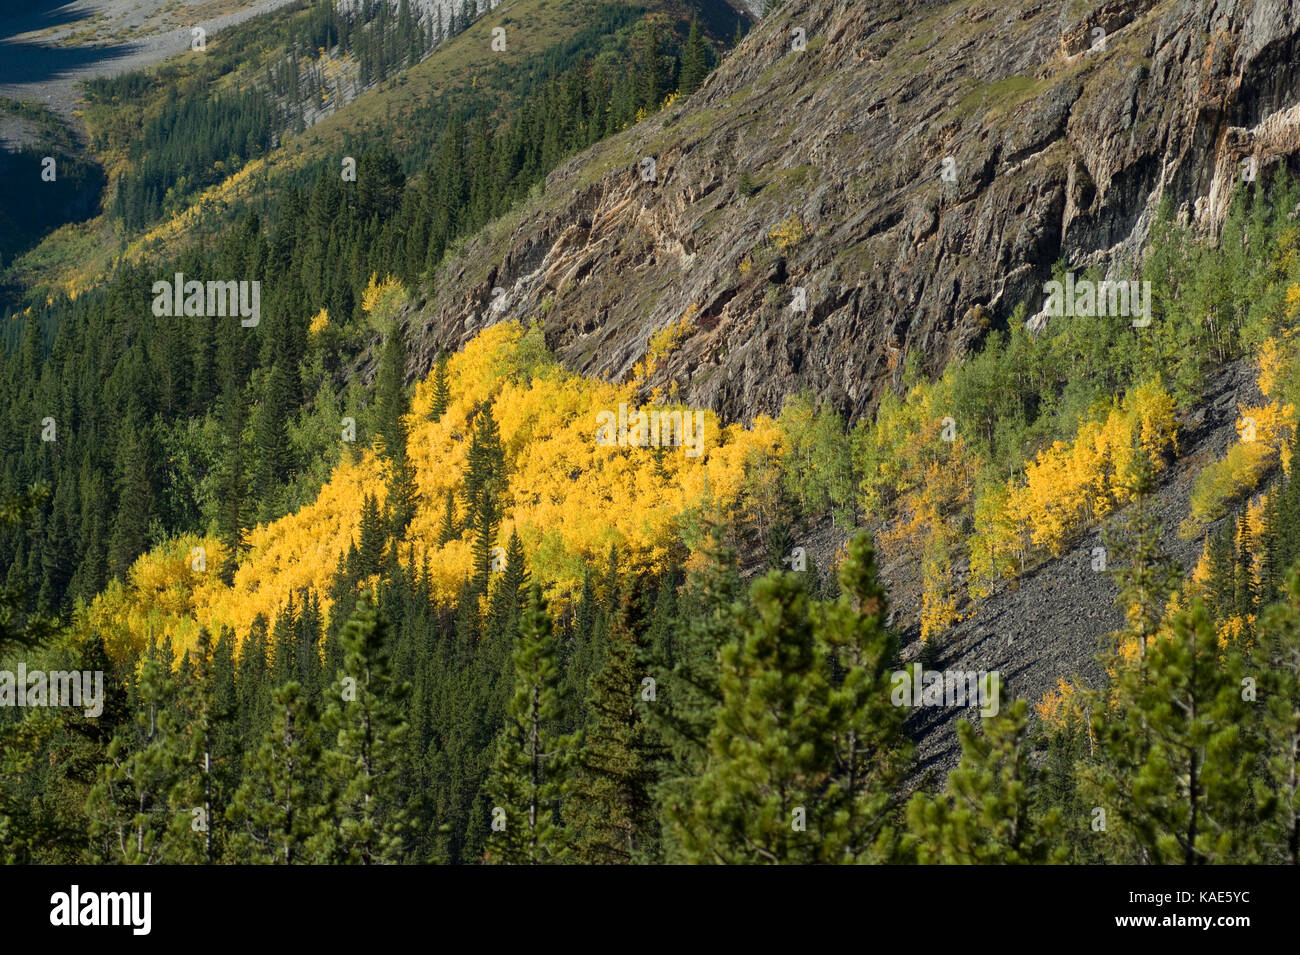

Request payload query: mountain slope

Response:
[411,0,1300,422]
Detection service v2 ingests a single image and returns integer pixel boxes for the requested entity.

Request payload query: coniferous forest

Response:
[1,1,1300,913]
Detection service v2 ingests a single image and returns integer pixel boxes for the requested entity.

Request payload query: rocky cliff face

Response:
[410,0,1300,424]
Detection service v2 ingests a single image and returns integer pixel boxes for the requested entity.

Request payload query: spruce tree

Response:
[1206,521,1237,624]
[572,593,661,863]
[634,23,661,112]
[318,592,412,863]
[487,529,528,642]
[237,616,272,745]
[226,681,327,864]
[356,493,386,578]
[387,449,418,538]
[215,385,249,587]
[1234,514,1256,632]
[0,486,60,653]
[463,404,505,592]
[484,584,576,864]
[251,361,294,517]
[679,17,708,96]
[107,424,155,581]
[429,349,451,422]
[437,487,458,545]
[375,319,409,463]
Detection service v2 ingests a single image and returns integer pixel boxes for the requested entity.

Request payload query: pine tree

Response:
[1249,569,1300,864]
[0,633,124,864]
[647,523,739,861]
[1035,717,1104,863]
[1078,597,1261,864]
[318,592,412,864]
[572,592,661,863]
[166,629,232,864]
[812,535,914,862]
[226,681,327,864]
[484,584,576,864]
[429,349,451,422]
[676,535,911,863]
[906,699,1067,863]
[87,640,179,864]
[678,17,708,96]
[675,564,820,864]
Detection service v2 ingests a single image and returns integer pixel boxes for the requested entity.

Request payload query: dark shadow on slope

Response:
[0,0,145,91]
[0,38,142,91]
[0,146,105,278]
[0,0,91,38]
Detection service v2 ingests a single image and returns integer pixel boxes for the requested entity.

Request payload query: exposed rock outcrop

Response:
[412,0,1300,425]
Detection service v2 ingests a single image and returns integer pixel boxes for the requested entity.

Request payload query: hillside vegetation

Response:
[3,0,1300,867]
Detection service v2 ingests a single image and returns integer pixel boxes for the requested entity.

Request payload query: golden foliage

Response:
[86,321,781,657]
[1187,395,1295,530]
[1257,336,1286,398]
[768,216,806,251]
[308,307,329,336]
[971,380,1179,593]
[1217,613,1252,650]
[632,305,698,388]
[861,373,975,642]
[1284,282,1300,322]
[1035,676,1088,731]
[361,273,399,313]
